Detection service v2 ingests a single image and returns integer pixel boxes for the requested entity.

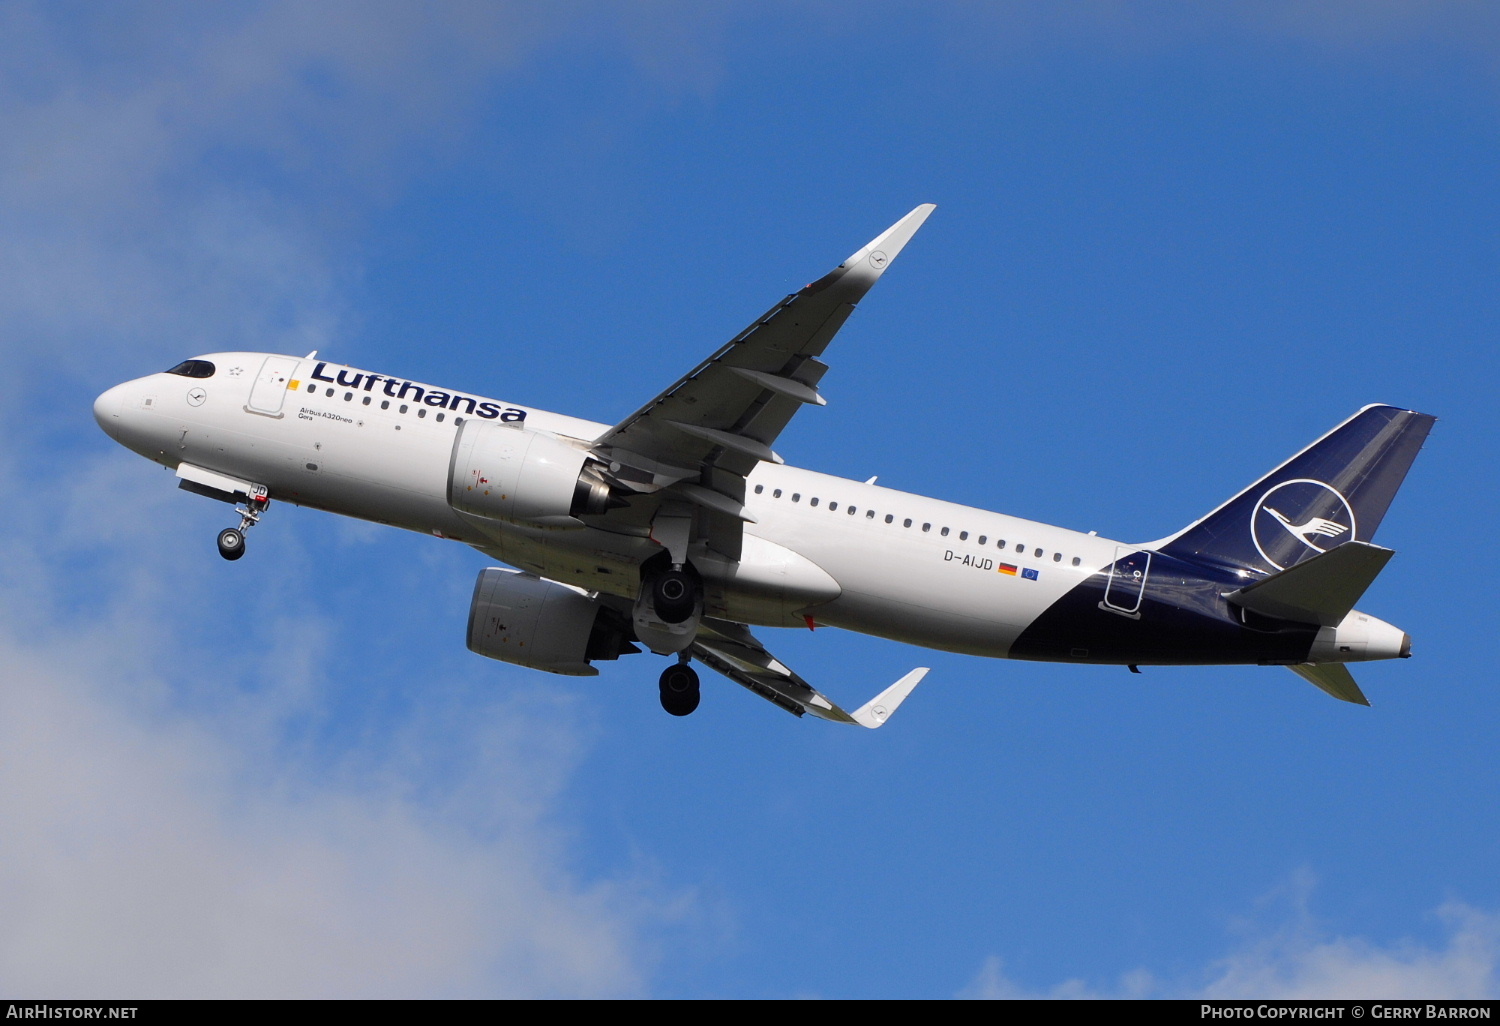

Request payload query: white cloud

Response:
[960,879,1500,1000]
[959,957,1157,1000]
[0,1,578,388]
[0,454,669,998]
[0,636,650,997]
[1202,899,1500,1000]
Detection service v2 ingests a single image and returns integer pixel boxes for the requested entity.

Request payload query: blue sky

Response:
[1,1,1496,998]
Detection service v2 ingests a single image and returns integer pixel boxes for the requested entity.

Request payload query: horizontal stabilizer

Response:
[1227,541,1394,627]
[1288,662,1370,706]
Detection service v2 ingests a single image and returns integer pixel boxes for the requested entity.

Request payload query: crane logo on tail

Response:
[1251,479,1357,571]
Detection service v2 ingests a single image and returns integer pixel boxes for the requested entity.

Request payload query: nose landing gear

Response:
[217,485,269,561]
[659,658,700,717]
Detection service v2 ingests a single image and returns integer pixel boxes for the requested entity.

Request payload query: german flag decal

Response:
[998,563,1017,576]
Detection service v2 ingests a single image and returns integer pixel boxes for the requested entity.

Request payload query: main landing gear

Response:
[659,658,700,717]
[651,567,696,624]
[217,485,270,561]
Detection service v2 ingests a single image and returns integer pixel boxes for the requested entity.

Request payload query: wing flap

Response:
[692,619,928,727]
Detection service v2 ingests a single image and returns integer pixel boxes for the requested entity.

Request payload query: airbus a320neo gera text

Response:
[95,206,1434,724]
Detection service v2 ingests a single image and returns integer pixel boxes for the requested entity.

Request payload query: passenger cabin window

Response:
[1072,557,1082,567]
[1015,543,1025,552]
[1034,547,1043,558]
[362,396,371,406]
[325,388,335,397]
[418,408,427,418]
[1053,552,1062,562]
[166,360,216,378]
[344,392,352,401]
[922,523,931,532]
[959,531,968,540]
[792,493,801,502]
[940,527,949,537]
[381,400,390,410]
[306,383,316,393]
[810,497,819,507]
[885,514,894,524]
[828,502,836,511]
[436,412,445,422]
[978,535,987,544]
[754,484,764,494]
[997,539,1006,549]
[774,489,782,498]
[903,518,912,528]
[399,404,409,414]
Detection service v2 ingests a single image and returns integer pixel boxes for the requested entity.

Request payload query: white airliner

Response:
[94,205,1435,724]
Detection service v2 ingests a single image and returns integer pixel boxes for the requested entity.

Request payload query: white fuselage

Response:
[96,352,1411,671]
[95,352,1126,658]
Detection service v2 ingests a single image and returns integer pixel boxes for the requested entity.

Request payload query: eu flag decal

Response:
[1021,568,1039,581]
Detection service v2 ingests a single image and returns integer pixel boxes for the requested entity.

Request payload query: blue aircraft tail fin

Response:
[1156,404,1434,574]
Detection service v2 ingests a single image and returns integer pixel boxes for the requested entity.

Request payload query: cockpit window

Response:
[166,359,216,378]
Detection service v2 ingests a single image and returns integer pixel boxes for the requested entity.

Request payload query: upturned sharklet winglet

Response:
[848,667,929,729]
[805,204,936,296]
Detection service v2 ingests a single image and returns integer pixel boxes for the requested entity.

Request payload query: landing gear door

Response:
[1101,547,1151,618]
[247,356,300,416]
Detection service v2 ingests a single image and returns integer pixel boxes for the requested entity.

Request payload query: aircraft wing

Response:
[692,618,927,727]
[588,205,935,559]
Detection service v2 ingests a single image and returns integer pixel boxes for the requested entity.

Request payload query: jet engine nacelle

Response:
[467,568,638,676]
[449,420,615,526]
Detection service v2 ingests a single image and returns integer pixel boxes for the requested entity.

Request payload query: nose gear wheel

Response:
[216,527,245,560]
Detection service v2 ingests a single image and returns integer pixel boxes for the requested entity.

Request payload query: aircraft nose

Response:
[93,383,127,439]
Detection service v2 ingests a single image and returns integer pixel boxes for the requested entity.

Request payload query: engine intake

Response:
[468,568,638,675]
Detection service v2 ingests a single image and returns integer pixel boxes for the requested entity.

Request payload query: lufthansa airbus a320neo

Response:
[94,206,1434,725]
